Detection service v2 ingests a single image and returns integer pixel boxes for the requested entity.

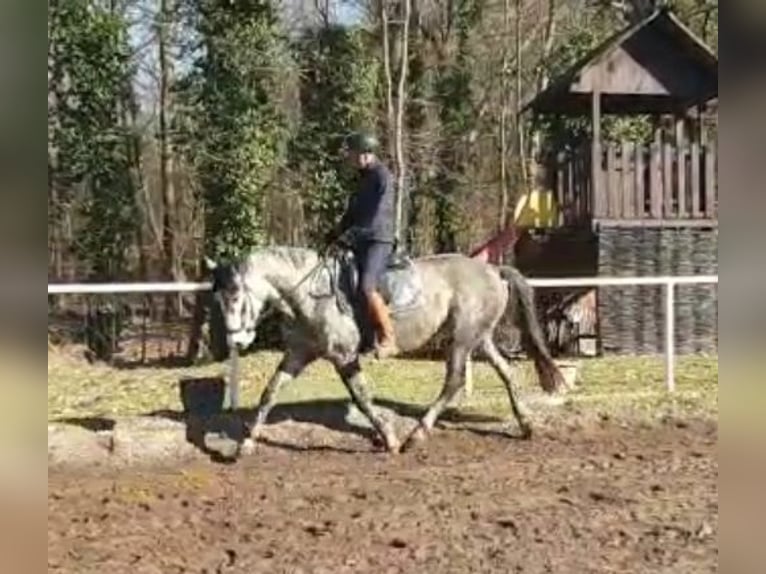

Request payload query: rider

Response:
[328,130,398,359]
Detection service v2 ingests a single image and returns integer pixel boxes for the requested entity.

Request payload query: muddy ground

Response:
[48,415,717,574]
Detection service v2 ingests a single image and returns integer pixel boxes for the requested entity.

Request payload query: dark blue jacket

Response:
[337,162,396,243]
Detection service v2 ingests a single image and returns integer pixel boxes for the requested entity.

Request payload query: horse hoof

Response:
[371,435,400,454]
[249,424,266,441]
[401,427,428,452]
[371,435,386,449]
[240,438,257,456]
[519,425,533,440]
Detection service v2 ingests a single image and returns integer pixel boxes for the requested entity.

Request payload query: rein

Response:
[288,250,355,315]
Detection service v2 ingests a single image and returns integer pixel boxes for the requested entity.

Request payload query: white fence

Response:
[48,275,718,399]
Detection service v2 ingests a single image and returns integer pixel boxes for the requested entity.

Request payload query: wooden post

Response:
[591,90,602,218]
[664,281,676,393]
[601,142,620,219]
[675,115,687,217]
[705,144,717,217]
[690,142,701,217]
[698,104,708,147]
[634,144,645,217]
[675,115,685,147]
[650,142,662,218]
[677,142,687,218]
[566,150,575,222]
[580,142,590,216]
[622,141,635,219]
[663,142,674,218]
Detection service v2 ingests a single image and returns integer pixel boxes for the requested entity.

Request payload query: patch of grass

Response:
[566,354,718,420]
[48,348,717,425]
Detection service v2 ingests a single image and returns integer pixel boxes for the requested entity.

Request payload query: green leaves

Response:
[180,0,290,260]
[289,25,380,245]
[430,1,483,253]
[50,0,137,280]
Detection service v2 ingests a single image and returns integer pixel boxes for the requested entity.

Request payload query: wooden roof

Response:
[525,9,718,116]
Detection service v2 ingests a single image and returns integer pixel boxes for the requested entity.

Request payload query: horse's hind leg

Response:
[480,337,532,439]
[335,359,400,453]
[402,345,469,451]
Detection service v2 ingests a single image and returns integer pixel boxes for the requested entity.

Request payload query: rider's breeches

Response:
[353,240,393,296]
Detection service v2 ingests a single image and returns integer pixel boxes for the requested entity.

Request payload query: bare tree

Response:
[393,0,412,244]
[49,0,63,281]
[158,0,182,311]
[380,0,396,162]
[515,0,528,189]
[314,0,331,27]
[529,0,557,167]
[498,0,511,230]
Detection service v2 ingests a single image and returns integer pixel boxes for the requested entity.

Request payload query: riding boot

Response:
[366,290,398,359]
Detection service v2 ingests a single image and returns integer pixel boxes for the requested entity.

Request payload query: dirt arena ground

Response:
[48,415,717,574]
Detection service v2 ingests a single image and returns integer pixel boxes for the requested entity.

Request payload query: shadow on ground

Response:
[55,376,514,463]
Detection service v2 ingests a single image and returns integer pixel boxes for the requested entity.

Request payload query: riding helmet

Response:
[342,130,379,154]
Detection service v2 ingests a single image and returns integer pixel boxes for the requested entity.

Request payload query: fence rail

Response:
[48,275,719,403]
[47,282,211,295]
[46,275,719,295]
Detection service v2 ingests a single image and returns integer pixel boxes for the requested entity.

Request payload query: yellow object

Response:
[513,188,560,228]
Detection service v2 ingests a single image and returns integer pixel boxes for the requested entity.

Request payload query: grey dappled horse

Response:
[208,246,564,453]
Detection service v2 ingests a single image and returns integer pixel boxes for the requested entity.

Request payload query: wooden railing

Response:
[550,141,718,225]
[549,144,592,226]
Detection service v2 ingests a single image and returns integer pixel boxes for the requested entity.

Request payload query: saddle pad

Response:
[378,256,424,315]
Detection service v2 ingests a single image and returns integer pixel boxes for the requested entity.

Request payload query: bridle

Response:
[217,281,261,340]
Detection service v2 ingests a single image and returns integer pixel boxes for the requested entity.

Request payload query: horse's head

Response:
[206,257,272,350]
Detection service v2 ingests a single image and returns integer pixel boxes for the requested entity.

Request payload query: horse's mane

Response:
[245,246,318,271]
[211,246,318,291]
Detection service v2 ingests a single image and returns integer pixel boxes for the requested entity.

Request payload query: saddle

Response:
[320,249,424,316]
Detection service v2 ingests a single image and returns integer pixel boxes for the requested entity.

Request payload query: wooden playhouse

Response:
[517,9,718,356]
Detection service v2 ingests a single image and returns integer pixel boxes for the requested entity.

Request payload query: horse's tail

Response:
[498,266,565,394]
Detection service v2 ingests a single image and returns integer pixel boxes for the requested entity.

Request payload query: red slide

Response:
[469,224,520,264]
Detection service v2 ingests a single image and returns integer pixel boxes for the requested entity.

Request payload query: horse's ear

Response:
[203,256,218,271]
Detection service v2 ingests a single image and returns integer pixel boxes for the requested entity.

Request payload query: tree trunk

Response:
[393,0,411,245]
[529,0,557,170]
[49,0,66,287]
[314,0,331,27]
[499,0,511,231]
[159,0,181,314]
[403,1,429,253]
[48,111,62,283]
[380,0,396,162]
[515,0,528,189]
[123,74,148,283]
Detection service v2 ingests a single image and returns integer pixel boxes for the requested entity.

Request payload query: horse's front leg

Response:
[248,349,315,442]
[335,359,400,453]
